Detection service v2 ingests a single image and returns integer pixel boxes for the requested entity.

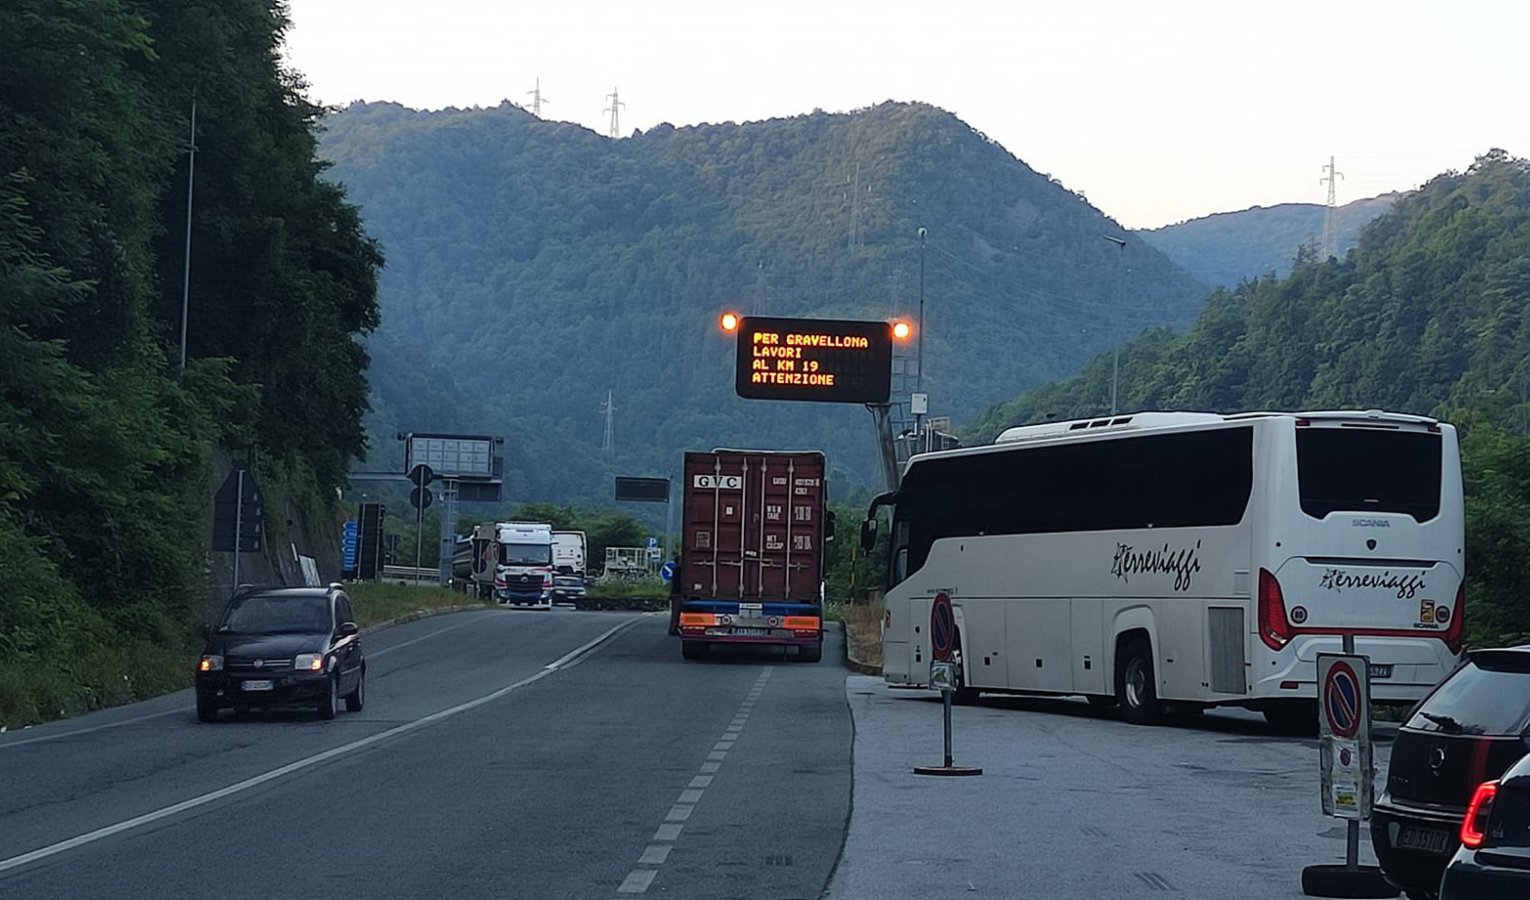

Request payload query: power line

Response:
[604,87,624,139]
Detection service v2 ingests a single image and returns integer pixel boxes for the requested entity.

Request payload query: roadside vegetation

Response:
[1,2,380,729]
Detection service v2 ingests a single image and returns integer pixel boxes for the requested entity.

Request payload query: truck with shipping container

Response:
[675,449,830,662]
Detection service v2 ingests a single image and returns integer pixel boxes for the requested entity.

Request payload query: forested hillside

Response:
[969,151,1530,644]
[319,101,1208,505]
[1139,193,1397,288]
[0,1,381,724]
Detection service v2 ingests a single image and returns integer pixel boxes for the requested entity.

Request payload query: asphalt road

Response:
[0,610,853,900]
[828,678,1398,900]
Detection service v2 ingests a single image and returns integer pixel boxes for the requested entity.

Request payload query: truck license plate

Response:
[733,627,770,637]
[241,680,274,692]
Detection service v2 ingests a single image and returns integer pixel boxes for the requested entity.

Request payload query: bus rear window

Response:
[1296,428,1441,522]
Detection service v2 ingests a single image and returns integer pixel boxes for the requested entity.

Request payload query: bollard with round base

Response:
[1300,864,1397,899]
[913,764,983,777]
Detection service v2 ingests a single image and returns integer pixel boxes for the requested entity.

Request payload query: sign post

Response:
[914,593,982,777]
[1301,638,1396,898]
[212,468,264,599]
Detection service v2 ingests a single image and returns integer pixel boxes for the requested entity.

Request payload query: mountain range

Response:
[319,100,1210,505]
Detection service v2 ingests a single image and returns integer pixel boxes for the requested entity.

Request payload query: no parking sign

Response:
[1318,653,1374,820]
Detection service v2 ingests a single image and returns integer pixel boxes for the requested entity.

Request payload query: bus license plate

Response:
[241,680,274,692]
[733,627,770,637]
[1369,664,1393,679]
[1395,826,1449,854]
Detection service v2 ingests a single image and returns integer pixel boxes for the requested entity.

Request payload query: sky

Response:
[283,0,1529,230]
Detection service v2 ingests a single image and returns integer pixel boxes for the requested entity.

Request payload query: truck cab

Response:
[490,522,555,608]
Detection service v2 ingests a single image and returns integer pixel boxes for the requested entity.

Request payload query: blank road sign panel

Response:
[406,435,495,479]
[735,316,893,404]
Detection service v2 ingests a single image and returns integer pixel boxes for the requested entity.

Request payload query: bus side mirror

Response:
[860,519,877,553]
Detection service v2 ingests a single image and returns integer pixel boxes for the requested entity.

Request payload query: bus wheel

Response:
[1116,638,1163,725]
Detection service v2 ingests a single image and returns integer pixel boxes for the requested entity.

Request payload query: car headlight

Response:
[198,655,223,672]
[294,653,326,672]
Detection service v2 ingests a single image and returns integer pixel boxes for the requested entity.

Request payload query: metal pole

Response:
[180,88,197,371]
[414,490,423,589]
[663,481,674,568]
[231,469,243,599]
[943,688,954,768]
[1103,236,1127,416]
[917,227,926,394]
[1343,630,1359,870]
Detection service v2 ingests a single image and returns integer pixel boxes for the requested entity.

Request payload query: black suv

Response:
[1372,647,1530,899]
[195,586,367,722]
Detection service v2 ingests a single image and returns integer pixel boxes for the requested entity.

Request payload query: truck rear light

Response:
[1443,581,1465,655]
[793,629,819,638]
[1461,781,1498,849]
[1258,568,1293,650]
[680,613,717,627]
[783,616,819,630]
[681,625,706,636]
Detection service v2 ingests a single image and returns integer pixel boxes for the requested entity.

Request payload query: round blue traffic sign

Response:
[1324,661,1362,739]
[930,592,955,662]
[660,561,676,583]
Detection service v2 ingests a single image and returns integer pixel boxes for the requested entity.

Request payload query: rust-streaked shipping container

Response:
[676,449,828,661]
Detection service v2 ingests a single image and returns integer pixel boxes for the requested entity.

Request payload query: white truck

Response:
[552,530,587,578]
[468,521,554,608]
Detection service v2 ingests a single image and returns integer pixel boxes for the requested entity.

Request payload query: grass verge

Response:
[346,582,490,627]
[841,600,884,671]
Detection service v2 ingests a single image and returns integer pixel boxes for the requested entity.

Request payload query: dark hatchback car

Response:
[1372,647,1530,899]
[195,586,366,722]
[550,575,586,605]
[1440,750,1530,898]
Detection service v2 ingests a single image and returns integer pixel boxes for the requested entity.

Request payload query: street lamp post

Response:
[917,227,927,451]
[1102,235,1127,415]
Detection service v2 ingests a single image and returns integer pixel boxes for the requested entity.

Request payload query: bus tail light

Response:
[1258,568,1293,650]
[1443,581,1465,655]
[1461,780,1498,849]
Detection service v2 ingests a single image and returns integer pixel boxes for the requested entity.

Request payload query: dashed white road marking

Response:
[610,665,773,895]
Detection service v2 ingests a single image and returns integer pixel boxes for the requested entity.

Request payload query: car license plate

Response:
[1370,664,1394,679]
[733,627,770,637]
[1396,826,1450,853]
[241,679,274,692]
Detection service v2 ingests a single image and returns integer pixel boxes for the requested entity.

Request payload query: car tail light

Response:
[1443,581,1465,655]
[1461,781,1498,849]
[1258,568,1293,650]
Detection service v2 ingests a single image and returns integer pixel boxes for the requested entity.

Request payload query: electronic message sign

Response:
[734,316,893,404]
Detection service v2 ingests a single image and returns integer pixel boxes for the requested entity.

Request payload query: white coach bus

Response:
[863,410,1465,729]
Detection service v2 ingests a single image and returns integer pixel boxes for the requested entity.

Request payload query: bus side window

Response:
[890,519,911,585]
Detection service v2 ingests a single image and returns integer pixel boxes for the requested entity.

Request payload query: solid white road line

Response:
[0,615,642,875]
[0,611,501,752]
